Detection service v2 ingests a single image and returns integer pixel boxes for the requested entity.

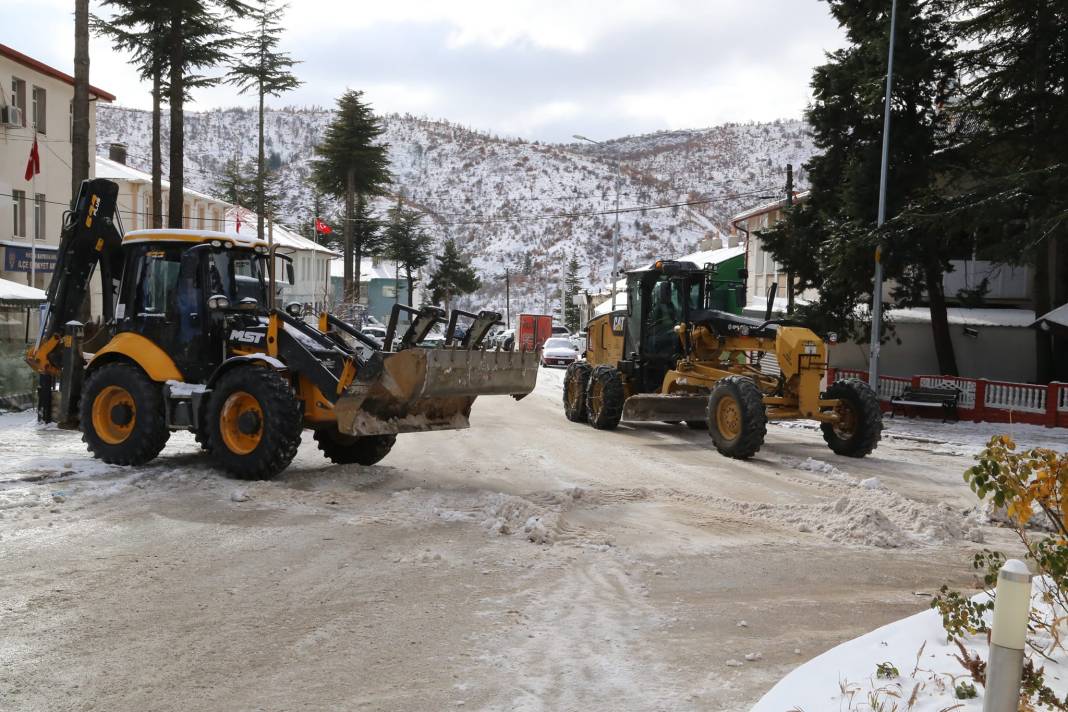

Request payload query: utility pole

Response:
[785,163,795,315]
[869,0,898,391]
[71,0,90,203]
[505,268,511,326]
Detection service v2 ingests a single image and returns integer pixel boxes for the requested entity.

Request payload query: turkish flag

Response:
[24,136,40,181]
[314,218,332,235]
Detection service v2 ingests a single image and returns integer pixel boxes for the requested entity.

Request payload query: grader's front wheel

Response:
[206,367,303,479]
[706,376,767,459]
[821,378,883,457]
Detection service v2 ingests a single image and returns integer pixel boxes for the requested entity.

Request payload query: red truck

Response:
[517,313,554,352]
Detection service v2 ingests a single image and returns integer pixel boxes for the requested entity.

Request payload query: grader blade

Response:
[334,348,539,436]
[621,394,709,422]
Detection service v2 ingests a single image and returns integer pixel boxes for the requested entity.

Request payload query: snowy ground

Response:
[753,580,1068,712]
[0,369,1062,710]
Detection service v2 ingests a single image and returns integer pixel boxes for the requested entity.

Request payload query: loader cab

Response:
[115,232,274,383]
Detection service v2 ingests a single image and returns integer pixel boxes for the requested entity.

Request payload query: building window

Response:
[12,190,27,238]
[11,77,27,126]
[31,86,46,134]
[34,194,45,240]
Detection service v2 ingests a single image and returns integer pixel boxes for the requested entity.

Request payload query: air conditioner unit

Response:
[1,105,24,128]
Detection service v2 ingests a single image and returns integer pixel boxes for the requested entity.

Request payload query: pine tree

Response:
[227,0,302,242]
[563,254,582,332]
[213,156,282,218]
[428,239,481,313]
[940,0,1068,381]
[92,2,169,227]
[384,201,432,307]
[164,1,249,228]
[312,91,391,302]
[761,0,961,373]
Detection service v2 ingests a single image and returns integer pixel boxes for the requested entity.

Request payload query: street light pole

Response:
[869,0,898,392]
[574,134,622,311]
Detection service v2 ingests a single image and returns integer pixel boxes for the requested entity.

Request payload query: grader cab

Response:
[27,179,537,479]
[563,259,881,459]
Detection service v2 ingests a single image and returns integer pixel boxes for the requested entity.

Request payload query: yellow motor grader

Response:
[563,259,882,459]
[26,179,537,478]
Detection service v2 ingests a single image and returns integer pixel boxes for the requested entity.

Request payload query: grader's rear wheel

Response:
[706,376,767,459]
[586,365,624,430]
[80,362,170,465]
[206,367,303,479]
[821,378,882,457]
[563,362,592,422]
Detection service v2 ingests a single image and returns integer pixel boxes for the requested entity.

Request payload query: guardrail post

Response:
[983,559,1032,712]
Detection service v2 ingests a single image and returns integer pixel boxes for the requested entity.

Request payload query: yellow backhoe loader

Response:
[564,259,882,459]
[26,179,537,478]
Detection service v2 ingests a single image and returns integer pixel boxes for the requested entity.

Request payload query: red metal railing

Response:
[826,368,1068,429]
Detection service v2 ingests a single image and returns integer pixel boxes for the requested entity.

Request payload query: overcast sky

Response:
[3,0,846,142]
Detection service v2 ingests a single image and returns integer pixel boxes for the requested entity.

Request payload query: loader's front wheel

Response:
[80,362,170,465]
[207,367,303,479]
[563,362,592,422]
[586,365,624,430]
[821,379,883,457]
[706,376,767,459]
[314,430,396,466]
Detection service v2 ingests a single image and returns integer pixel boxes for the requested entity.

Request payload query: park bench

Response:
[890,386,961,422]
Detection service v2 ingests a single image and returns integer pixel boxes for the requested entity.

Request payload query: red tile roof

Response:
[0,43,116,102]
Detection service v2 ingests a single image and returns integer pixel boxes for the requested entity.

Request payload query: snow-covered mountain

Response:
[96,105,814,316]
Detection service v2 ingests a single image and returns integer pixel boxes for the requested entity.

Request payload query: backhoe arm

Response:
[26,179,122,376]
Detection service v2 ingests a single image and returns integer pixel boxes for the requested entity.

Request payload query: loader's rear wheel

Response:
[206,367,303,479]
[821,378,883,457]
[586,365,624,430]
[563,362,592,422]
[314,430,396,465]
[80,362,170,465]
[706,376,767,459]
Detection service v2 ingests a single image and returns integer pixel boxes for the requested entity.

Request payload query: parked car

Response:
[540,337,580,368]
[362,325,387,341]
[496,328,516,351]
[551,325,570,337]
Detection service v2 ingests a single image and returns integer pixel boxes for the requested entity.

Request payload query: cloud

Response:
[0,0,846,141]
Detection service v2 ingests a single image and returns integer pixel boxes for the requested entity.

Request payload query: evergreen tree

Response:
[164,1,249,228]
[938,0,1068,381]
[213,156,282,219]
[312,91,391,301]
[384,201,433,307]
[92,2,169,227]
[428,239,481,313]
[563,254,582,332]
[760,0,961,373]
[227,0,302,242]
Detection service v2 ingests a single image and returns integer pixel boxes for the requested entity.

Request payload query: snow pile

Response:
[775,457,983,548]
[751,581,1068,712]
[391,486,593,545]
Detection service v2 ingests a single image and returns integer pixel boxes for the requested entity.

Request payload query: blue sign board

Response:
[4,245,57,273]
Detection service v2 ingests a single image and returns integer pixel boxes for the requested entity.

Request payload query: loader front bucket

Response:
[334,348,539,436]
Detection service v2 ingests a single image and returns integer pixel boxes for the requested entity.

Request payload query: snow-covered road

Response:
[0,368,1057,711]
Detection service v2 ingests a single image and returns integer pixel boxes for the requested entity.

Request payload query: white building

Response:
[0,42,114,291]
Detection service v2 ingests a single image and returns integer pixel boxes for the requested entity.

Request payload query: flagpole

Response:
[30,137,37,290]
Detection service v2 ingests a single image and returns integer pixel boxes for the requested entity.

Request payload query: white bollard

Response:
[983,559,1033,712]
